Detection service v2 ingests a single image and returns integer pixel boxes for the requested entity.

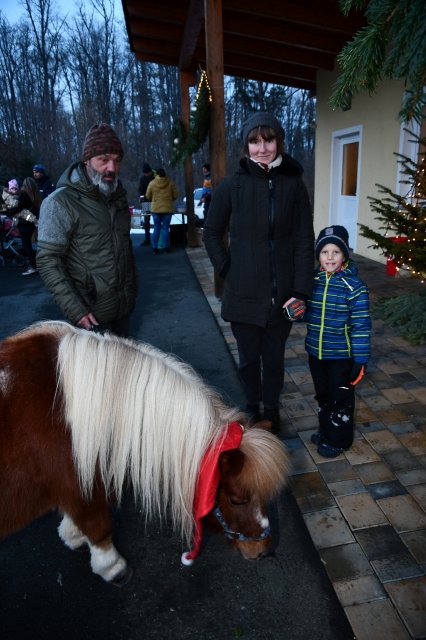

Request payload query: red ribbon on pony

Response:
[181,421,243,565]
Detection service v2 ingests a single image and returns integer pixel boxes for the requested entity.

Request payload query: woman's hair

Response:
[243,125,284,158]
[156,168,166,177]
[21,177,42,209]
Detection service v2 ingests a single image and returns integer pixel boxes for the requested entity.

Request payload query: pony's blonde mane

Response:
[50,323,240,546]
[238,428,289,498]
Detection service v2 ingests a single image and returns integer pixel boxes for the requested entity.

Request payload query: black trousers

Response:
[143,215,151,235]
[18,221,36,267]
[308,355,355,449]
[231,317,292,410]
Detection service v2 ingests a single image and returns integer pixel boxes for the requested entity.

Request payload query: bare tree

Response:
[0,0,315,201]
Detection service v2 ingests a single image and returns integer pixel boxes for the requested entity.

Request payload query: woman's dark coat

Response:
[203,156,315,327]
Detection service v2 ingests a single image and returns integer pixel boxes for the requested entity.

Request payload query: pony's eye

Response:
[228,496,249,506]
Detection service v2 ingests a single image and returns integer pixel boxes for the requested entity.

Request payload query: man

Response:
[37,123,137,337]
[32,164,55,199]
[138,162,155,246]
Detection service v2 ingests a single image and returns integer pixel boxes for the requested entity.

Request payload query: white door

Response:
[330,129,361,251]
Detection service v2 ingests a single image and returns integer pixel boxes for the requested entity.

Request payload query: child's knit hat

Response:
[315,225,350,260]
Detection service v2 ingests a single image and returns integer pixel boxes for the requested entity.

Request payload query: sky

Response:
[0,0,124,24]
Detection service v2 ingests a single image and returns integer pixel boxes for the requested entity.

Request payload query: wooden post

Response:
[180,70,203,247]
[204,0,227,296]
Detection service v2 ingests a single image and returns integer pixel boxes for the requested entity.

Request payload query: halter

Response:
[213,504,271,542]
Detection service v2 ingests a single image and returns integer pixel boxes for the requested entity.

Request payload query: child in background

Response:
[2,179,20,210]
[305,225,371,458]
[198,163,212,220]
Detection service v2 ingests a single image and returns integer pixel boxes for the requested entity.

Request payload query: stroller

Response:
[0,215,26,268]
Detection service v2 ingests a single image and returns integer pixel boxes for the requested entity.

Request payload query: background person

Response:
[37,123,137,337]
[198,162,212,222]
[203,111,315,433]
[146,167,178,254]
[305,225,371,458]
[7,177,41,276]
[32,164,55,200]
[138,162,155,246]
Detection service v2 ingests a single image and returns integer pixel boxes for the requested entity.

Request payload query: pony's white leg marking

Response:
[58,514,88,550]
[89,543,128,583]
[58,515,128,583]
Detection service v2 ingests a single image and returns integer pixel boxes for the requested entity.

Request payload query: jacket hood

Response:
[56,161,125,200]
[239,153,304,178]
[152,175,172,190]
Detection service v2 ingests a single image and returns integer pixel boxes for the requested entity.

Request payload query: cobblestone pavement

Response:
[187,247,426,640]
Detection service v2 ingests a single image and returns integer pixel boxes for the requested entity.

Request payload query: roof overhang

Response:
[121,0,364,92]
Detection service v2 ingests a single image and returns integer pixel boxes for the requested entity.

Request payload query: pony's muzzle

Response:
[233,537,273,561]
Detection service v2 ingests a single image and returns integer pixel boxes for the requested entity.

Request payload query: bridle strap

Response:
[213,505,271,541]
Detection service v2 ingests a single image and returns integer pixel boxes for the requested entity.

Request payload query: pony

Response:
[0,321,289,584]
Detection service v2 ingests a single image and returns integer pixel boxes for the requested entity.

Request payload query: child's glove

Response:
[283,297,306,321]
[350,363,365,386]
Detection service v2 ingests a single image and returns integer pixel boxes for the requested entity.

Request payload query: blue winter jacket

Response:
[305,260,371,363]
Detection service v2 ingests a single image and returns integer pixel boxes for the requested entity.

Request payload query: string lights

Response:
[359,133,426,283]
[171,70,212,166]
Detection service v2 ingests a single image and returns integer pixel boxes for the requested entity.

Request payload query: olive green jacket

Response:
[37,162,137,325]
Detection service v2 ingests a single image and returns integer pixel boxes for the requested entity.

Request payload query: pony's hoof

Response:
[111,565,133,587]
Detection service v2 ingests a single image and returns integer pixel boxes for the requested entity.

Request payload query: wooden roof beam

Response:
[123,1,187,23]
[126,18,182,41]
[222,34,335,70]
[222,0,364,35]
[223,13,349,54]
[179,0,204,70]
[226,66,316,91]
[222,54,317,83]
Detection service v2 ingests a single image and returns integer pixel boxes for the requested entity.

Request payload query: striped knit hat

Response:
[82,123,124,161]
[315,225,350,260]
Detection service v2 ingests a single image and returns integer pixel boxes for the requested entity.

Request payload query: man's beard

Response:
[87,166,118,197]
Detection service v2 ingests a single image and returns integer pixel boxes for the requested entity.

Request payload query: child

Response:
[305,225,371,458]
[198,163,212,220]
[2,179,20,210]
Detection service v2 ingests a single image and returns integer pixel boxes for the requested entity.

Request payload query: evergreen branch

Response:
[331,0,426,121]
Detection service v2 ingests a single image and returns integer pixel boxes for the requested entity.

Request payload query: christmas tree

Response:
[359,133,426,282]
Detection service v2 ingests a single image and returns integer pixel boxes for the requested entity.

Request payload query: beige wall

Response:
[315,68,405,263]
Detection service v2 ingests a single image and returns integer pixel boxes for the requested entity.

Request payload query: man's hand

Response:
[77,312,99,331]
[283,297,306,321]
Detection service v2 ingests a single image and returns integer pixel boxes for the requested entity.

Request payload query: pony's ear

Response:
[219,448,245,477]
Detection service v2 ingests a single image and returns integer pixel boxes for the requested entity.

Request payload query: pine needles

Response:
[373,291,426,344]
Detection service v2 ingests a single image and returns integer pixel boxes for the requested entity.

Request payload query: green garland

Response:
[171,71,212,166]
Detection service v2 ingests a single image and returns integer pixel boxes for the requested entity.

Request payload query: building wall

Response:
[314,68,405,263]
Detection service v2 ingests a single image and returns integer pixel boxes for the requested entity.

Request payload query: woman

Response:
[7,176,42,275]
[146,168,178,254]
[203,112,315,433]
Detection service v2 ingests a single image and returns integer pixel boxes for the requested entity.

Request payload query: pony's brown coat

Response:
[0,322,289,575]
